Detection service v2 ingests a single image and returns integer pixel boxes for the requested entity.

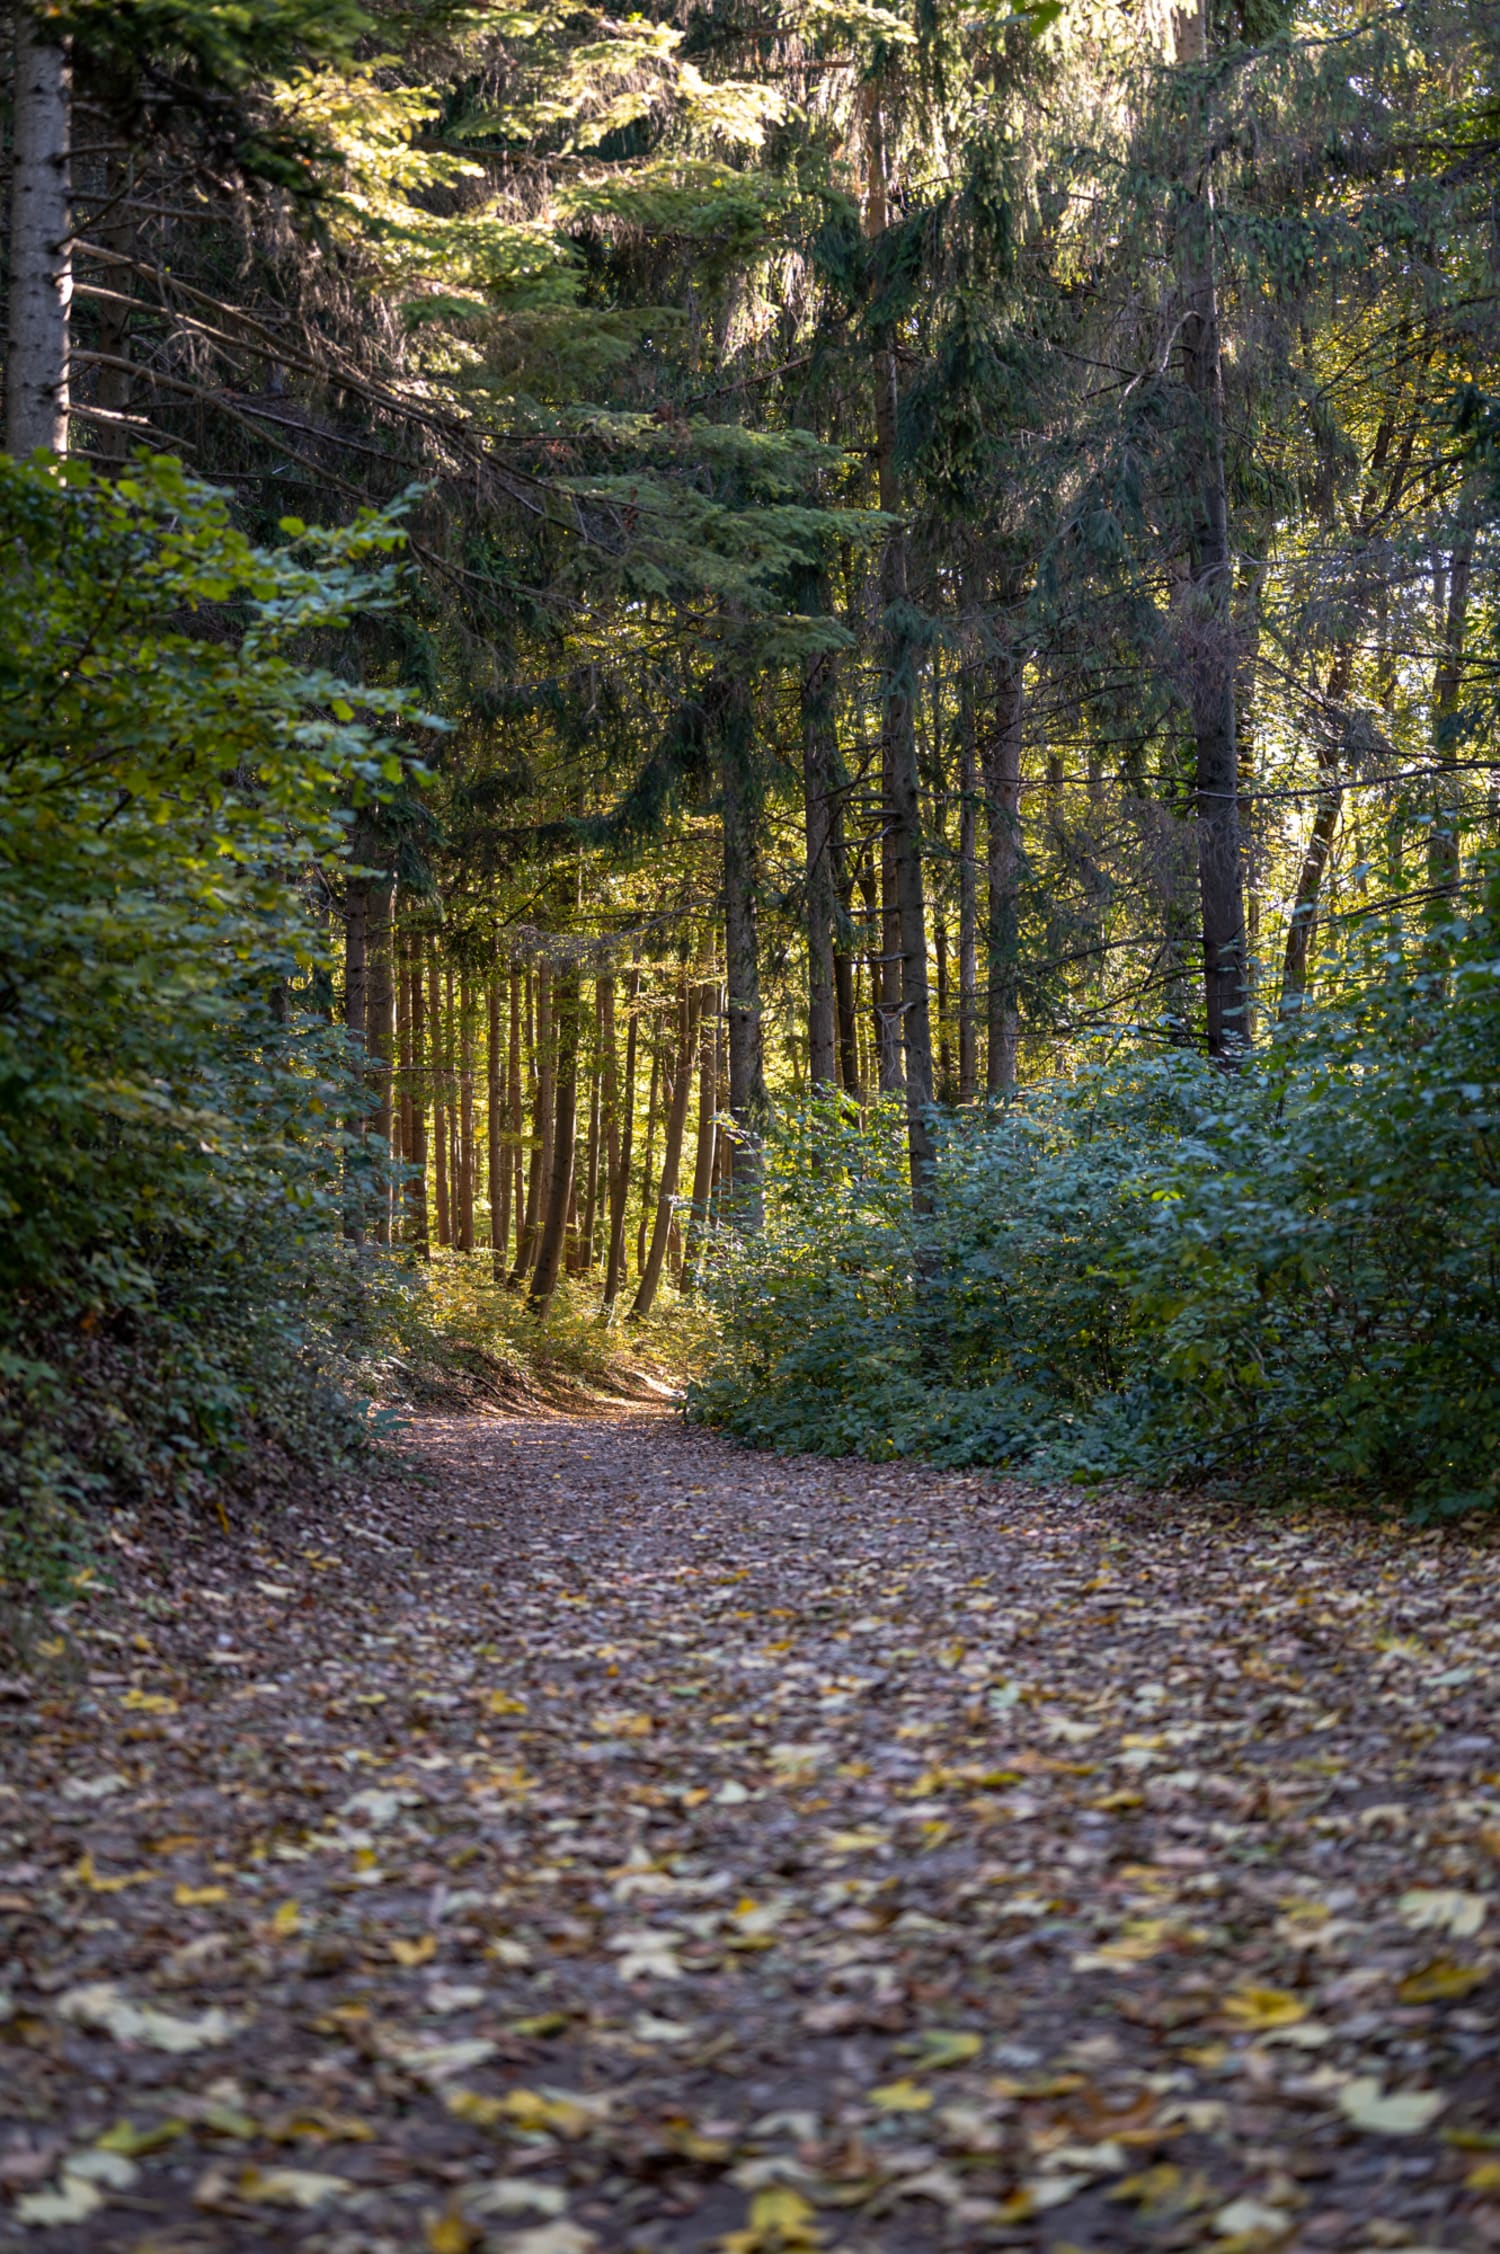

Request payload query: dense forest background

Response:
[2,0,1498,1571]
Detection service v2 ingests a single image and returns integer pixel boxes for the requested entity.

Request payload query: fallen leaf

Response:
[1336,2078,1446,2135]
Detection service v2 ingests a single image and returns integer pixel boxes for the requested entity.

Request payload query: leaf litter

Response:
[2,1406,1500,2250]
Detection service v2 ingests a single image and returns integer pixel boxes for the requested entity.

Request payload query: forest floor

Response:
[3,1409,1500,2254]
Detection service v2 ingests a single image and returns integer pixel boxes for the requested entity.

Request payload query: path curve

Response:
[2,1408,1498,2252]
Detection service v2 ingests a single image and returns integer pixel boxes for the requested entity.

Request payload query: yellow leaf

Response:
[390,1934,437,1968]
[271,1900,302,1938]
[1399,1958,1488,2003]
[121,1690,178,1715]
[718,2185,826,2251]
[1467,2160,1500,2193]
[445,2087,506,2128]
[426,2211,480,2252]
[175,1884,228,1907]
[484,1692,527,1716]
[1221,1987,1308,2031]
[868,2078,934,2113]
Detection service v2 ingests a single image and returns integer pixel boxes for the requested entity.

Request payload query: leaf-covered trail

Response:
[4,1410,1500,2254]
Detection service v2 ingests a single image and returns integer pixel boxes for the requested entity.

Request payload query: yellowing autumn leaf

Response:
[719,2184,825,2252]
[1397,1889,1488,1939]
[1398,1958,1488,2004]
[484,1692,528,1716]
[237,2164,351,2208]
[72,1851,153,1894]
[390,1933,438,1967]
[121,1689,178,1715]
[1221,1986,1308,2030]
[174,1883,228,1907]
[57,1984,242,2053]
[271,1900,303,1938]
[1336,2078,1445,2135]
[426,2211,480,2253]
[868,2078,934,2112]
[904,2028,984,2069]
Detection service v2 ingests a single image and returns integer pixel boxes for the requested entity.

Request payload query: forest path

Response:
[4,1410,1500,2254]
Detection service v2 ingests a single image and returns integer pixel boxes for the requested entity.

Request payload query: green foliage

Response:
[0,456,420,1582]
[696,893,1500,1517]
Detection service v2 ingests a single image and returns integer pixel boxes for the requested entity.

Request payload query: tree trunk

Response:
[631,977,702,1320]
[801,615,840,1091]
[367,870,395,1245]
[507,968,524,1271]
[603,968,640,1317]
[1178,0,1246,1060]
[637,1030,661,1275]
[984,643,1024,1094]
[1430,525,1475,897]
[5,10,71,455]
[958,675,979,1101]
[578,991,603,1272]
[429,956,450,1247]
[718,676,767,1223]
[457,972,476,1251]
[408,934,430,1256]
[684,978,719,1287]
[866,85,935,1203]
[528,960,581,1319]
[487,962,505,1261]
[509,965,546,1286]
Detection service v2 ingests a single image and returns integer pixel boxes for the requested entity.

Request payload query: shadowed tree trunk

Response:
[984,637,1024,1095]
[407,934,430,1256]
[958,673,979,1101]
[428,955,450,1246]
[631,975,702,1320]
[602,967,640,1317]
[718,674,768,1223]
[802,614,841,1092]
[5,10,71,455]
[529,959,580,1319]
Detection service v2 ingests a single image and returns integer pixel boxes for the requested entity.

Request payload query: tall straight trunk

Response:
[429,957,450,1247]
[1430,525,1475,895]
[637,1033,662,1275]
[408,935,430,1256]
[718,676,768,1222]
[1178,0,1246,1059]
[1279,646,1354,1016]
[632,977,702,1321]
[5,11,71,455]
[984,642,1024,1094]
[684,979,719,1286]
[396,930,413,1173]
[509,966,547,1286]
[801,599,841,1091]
[578,994,603,1272]
[603,968,640,1316]
[866,87,935,1202]
[487,963,505,1259]
[457,972,476,1251]
[507,969,524,1270]
[528,961,581,1319]
[367,870,395,1245]
[834,943,860,1099]
[958,675,979,1101]
[343,873,369,1243]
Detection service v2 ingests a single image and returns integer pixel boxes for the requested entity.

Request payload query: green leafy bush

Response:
[0,456,416,1581]
[695,892,1500,1516]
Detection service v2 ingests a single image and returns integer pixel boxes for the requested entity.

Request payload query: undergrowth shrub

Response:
[695,889,1500,1516]
[0,455,418,1589]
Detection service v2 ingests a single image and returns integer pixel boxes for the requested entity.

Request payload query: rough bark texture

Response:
[984,647,1024,1095]
[527,960,580,1319]
[5,13,71,455]
[429,958,450,1247]
[631,979,701,1320]
[958,681,979,1102]
[802,634,841,1092]
[603,969,639,1315]
[719,679,767,1224]
[1178,0,1246,1060]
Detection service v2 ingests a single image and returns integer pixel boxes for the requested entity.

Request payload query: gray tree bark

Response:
[5,10,71,455]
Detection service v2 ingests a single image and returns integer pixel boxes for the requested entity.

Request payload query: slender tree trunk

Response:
[801,603,840,1091]
[507,968,524,1270]
[396,929,413,1177]
[5,10,71,455]
[603,968,640,1317]
[637,1031,662,1275]
[487,961,504,1260]
[457,972,476,1251]
[1279,647,1355,1016]
[579,989,603,1272]
[631,977,702,1320]
[408,935,430,1257]
[367,869,395,1245]
[718,675,768,1222]
[684,978,719,1287]
[866,87,935,1203]
[1430,525,1474,896]
[984,642,1024,1094]
[1178,0,1246,1060]
[429,957,450,1247]
[509,966,546,1286]
[958,675,979,1101]
[342,869,370,1243]
[528,961,581,1319]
